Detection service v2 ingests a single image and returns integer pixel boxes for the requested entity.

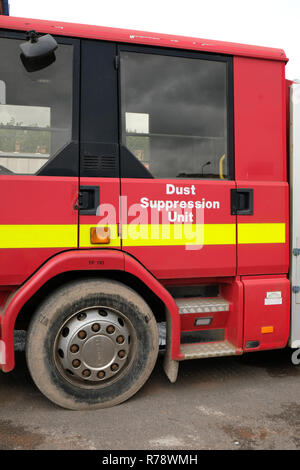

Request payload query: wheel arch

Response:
[1,249,180,372]
[15,269,167,330]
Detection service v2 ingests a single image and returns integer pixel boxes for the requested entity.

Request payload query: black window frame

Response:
[0,29,80,177]
[79,39,119,179]
[118,43,234,180]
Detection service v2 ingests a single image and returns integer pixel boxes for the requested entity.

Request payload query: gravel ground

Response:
[0,348,300,450]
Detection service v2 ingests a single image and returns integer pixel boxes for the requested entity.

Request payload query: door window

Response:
[120,50,231,179]
[0,37,73,175]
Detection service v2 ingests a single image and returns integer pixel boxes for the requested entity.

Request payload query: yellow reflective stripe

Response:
[79,224,121,248]
[237,223,285,244]
[0,224,77,248]
[0,223,286,249]
[122,224,236,246]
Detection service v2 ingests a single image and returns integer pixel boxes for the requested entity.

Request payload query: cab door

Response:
[0,32,79,285]
[118,46,236,280]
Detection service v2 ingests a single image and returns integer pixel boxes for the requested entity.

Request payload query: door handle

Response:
[78,186,100,215]
[231,188,253,215]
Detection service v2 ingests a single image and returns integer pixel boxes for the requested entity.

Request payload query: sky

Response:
[7,0,300,79]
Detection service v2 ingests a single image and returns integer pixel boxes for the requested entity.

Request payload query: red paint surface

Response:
[0,248,71,285]
[242,276,290,351]
[236,181,289,275]
[124,245,236,279]
[0,16,287,62]
[221,280,244,350]
[0,176,78,224]
[0,176,79,285]
[121,179,236,279]
[234,58,287,182]
[234,56,288,276]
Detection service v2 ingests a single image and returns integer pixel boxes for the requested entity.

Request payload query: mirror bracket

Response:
[25,30,39,44]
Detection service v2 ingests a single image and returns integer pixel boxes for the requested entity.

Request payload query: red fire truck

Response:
[0,15,297,410]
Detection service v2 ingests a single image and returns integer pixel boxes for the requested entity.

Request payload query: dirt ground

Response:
[0,348,300,450]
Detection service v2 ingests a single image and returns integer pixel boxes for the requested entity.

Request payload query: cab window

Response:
[0,37,73,175]
[120,50,232,179]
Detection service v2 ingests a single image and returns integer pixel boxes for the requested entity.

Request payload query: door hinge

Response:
[293,248,300,256]
[292,286,300,294]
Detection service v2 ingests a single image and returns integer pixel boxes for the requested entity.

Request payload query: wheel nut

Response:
[92,323,100,332]
[70,344,79,353]
[77,313,87,321]
[72,359,81,368]
[118,350,126,358]
[111,363,119,372]
[78,330,87,339]
[116,335,124,344]
[106,325,115,334]
[97,370,105,379]
[62,327,69,338]
[82,369,91,377]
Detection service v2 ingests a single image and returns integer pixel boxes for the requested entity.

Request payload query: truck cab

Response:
[0,16,294,409]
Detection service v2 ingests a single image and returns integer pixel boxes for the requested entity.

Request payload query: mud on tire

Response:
[26,279,159,410]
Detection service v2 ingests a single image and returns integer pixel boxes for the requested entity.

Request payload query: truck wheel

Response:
[26,279,159,410]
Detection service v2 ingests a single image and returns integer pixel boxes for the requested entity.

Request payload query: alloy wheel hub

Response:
[55,308,131,384]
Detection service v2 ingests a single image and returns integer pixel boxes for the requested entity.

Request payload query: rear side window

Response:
[0,37,73,175]
[120,50,231,179]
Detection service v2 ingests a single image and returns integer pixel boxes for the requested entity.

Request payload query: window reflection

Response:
[0,38,73,175]
[121,51,228,179]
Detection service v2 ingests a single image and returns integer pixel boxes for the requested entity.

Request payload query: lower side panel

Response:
[242,275,290,352]
[0,247,76,285]
[123,245,236,279]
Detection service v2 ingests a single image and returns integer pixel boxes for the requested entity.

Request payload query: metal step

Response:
[175,296,230,314]
[180,340,236,360]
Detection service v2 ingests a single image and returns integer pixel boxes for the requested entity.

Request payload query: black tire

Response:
[26,279,159,410]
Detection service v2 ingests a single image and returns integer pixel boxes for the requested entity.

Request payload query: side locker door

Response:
[0,32,80,286]
[234,57,289,351]
[79,40,120,251]
[118,46,236,280]
[234,58,289,277]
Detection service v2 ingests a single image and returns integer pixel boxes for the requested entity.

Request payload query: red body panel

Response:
[0,176,77,224]
[0,176,78,285]
[221,280,244,350]
[0,16,287,63]
[121,179,236,279]
[236,181,289,275]
[123,245,236,280]
[242,276,290,351]
[234,57,288,276]
[234,58,287,182]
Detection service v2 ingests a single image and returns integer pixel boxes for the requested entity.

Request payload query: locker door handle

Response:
[78,186,100,215]
[231,188,253,215]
